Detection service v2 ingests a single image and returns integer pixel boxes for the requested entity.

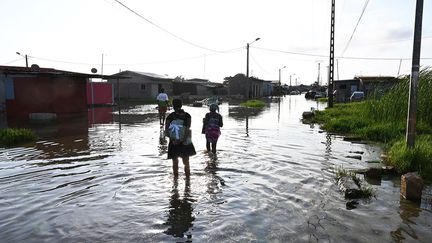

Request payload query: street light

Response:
[290,73,296,87]
[16,52,28,68]
[278,66,286,85]
[246,37,260,77]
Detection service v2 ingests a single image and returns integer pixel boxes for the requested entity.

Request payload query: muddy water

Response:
[0,95,431,242]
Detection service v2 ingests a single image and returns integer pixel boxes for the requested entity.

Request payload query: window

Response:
[141,84,146,90]
[339,84,347,89]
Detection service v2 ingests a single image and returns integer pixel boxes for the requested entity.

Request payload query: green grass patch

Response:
[388,135,432,178]
[317,97,328,102]
[0,128,37,146]
[310,68,432,179]
[240,99,266,108]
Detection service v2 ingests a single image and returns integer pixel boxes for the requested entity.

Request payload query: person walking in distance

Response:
[202,104,223,154]
[157,88,169,125]
[165,99,196,177]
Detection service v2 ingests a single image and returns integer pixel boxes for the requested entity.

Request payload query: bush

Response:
[240,99,266,108]
[0,128,37,146]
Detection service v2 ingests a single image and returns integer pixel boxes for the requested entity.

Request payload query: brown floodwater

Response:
[0,95,431,242]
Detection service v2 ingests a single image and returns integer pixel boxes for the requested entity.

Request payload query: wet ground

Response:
[0,95,431,242]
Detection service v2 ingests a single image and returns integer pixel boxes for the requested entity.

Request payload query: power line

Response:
[340,0,370,56]
[3,57,25,65]
[28,48,243,66]
[252,46,432,61]
[113,0,221,52]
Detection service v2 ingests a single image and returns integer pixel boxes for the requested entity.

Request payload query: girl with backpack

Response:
[165,99,196,177]
[202,104,223,154]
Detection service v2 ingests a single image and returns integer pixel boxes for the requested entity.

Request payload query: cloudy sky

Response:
[1,0,431,84]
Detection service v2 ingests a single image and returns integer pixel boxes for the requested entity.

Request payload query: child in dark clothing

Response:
[202,104,223,154]
[165,99,196,177]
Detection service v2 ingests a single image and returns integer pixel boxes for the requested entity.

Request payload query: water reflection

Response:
[228,106,264,137]
[164,178,195,240]
[391,197,422,242]
[159,127,168,156]
[204,155,225,196]
[1,96,432,242]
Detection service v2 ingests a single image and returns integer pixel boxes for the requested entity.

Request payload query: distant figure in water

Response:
[202,103,223,154]
[165,99,196,177]
[156,88,169,125]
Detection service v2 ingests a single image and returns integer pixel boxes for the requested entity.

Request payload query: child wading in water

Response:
[165,99,196,177]
[202,104,223,154]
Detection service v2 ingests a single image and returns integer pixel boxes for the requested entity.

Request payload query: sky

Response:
[1,0,431,85]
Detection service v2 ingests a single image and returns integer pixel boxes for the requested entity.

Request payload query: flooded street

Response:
[1,95,431,242]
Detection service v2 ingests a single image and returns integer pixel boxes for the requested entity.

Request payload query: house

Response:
[227,74,266,99]
[173,79,227,100]
[0,65,124,121]
[107,71,173,101]
[333,76,398,102]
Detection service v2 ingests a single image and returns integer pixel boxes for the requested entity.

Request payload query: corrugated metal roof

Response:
[0,65,129,79]
[117,70,172,80]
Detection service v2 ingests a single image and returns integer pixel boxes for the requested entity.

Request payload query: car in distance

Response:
[350,91,365,102]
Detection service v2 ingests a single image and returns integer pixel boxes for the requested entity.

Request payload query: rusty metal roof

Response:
[0,65,130,79]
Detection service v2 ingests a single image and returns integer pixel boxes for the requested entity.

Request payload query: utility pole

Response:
[16,52,28,68]
[328,0,335,108]
[406,0,424,148]
[246,38,260,78]
[246,43,250,77]
[101,54,104,75]
[317,62,321,85]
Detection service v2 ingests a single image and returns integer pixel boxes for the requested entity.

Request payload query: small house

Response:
[227,74,266,99]
[333,76,398,102]
[107,71,173,101]
[173,79,227,100]
[0,65,123,121]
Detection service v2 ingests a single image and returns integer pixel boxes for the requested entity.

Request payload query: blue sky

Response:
[1,0,431,84]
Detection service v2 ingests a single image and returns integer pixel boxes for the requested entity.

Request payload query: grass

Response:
[0,128,37,146]
[317,97,328,102]
[308,68,432,179]
[240,99,266,108]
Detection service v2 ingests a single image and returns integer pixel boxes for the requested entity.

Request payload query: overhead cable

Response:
[29,48,243,66]
[113,0,221,52]
[340,0,371,57]
[252,46,432,60]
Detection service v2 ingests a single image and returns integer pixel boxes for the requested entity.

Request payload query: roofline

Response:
[0,65,130,79]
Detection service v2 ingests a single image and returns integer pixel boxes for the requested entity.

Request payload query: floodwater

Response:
[0,95,431,242]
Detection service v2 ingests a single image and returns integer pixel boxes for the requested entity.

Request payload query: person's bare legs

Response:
[172,158,179,177]
[206,141,211,152]
[211,142,217,154]
[182,156,190,178]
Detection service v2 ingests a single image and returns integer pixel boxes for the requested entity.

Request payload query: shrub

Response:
[0,128,37,146]
[240,99,266,108]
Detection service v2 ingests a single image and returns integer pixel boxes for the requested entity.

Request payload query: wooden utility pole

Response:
[327,0,335,108]
[406,0,424,148]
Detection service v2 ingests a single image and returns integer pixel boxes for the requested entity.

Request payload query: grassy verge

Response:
[240,99,266,108]
[0,128,37,146]
[308,68,432,179]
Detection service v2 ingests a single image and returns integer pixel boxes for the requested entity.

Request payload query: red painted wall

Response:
[87,82,113,105]
[6,76,87,119]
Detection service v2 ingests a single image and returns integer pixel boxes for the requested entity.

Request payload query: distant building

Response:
[227,74,267,99]
[107,71,173,101]
[0,65,121,120]
[333,76,398,102]
[173,79,227,100]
